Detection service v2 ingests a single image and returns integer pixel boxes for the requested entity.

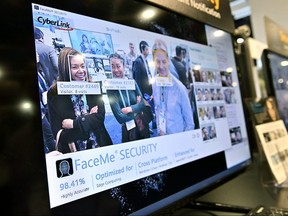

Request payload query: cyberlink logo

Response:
[37,16,73,30]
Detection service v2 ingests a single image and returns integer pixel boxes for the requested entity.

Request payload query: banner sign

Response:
[264,16,288,57]
[142,0,235,33]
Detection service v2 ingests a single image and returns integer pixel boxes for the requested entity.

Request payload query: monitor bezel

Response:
[30,0,252,214]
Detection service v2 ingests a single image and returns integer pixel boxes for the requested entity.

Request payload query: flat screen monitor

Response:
[261,49,288,129]
[29,0,251,215]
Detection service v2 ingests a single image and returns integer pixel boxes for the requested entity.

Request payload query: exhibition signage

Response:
[264,16,288,57]
[143,0,235,33]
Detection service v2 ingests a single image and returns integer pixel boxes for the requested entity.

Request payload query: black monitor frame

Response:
[261,48,288,129]
[1,0,252,215]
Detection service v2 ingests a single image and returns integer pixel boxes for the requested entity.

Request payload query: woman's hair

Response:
[109,53,125,66]
[58,47,83,82]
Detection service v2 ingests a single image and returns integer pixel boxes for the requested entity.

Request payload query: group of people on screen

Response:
[35,27,197,155]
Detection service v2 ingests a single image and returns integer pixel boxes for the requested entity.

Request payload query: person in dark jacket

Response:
[171,45,188,88]
[47,47,112,153]
[132,40,156,130]
[106,53,152,143]
[34,27,59,87]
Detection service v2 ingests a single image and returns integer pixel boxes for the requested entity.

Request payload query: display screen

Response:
[32,1,251,215]
[262,49,288,129]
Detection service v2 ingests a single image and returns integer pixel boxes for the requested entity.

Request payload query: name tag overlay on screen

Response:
[57,82,101,95]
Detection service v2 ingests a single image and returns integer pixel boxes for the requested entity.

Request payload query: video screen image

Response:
[32,2,250,215]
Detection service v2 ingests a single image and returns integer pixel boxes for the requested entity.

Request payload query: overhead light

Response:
[278,78,284,84]
[141,9,155,19]
[236,37,244,43]
[20,100,33,112]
